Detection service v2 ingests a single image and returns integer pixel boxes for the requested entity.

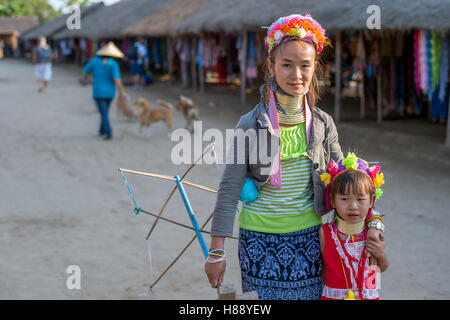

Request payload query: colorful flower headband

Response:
[321,153,385,211]
[265,14,330,54]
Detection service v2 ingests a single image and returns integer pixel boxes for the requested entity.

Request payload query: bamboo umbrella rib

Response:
[118,168,217,194]
[144,142,216,239]
[150,212,214,288]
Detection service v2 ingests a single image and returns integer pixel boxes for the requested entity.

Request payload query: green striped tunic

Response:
[238,122,322,234]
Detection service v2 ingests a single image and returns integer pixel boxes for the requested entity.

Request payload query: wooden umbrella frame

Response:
[118,142,237,290]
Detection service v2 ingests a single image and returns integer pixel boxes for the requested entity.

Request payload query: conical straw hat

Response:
[96,41,124,58]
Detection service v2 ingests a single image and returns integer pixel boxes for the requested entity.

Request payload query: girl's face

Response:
[332,190,374,224]
[268,40,317,96]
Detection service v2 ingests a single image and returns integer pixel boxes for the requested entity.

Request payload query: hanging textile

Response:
[431,34,449,121]
[413,30,421,96]
[160,37,166,70]
[246,31,258,79]
[202,34,215,69]
[419,30,429,96]
[196,36,202,67]
[430,32,442,92]
[425,32,433,100]
[380,31,393,110]
[439,34,449,103]
[394,32,406,112]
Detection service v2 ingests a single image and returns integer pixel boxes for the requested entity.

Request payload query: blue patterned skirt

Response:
[238,225,323,300]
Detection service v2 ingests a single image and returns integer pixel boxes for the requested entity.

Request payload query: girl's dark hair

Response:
[263,37,324,108]
[329,170,374,202]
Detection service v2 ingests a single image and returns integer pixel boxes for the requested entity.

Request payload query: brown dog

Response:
[116,94,137,119]
[177,95,200,132]
[134,97,173,133]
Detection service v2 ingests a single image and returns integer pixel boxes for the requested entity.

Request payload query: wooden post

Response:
[240,30,248,105]
[199,34,205,93]
[191,36,198,91]
[359,77,365,119]
[377,73,382,123]
[358,31,366,119]
[199,65,205,93]
[334,30,341,124]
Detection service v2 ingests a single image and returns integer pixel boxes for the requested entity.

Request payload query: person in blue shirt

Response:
[128,37,147,91]
[82,41,126,140]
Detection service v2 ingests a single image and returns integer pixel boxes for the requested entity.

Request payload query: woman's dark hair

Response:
[263,37,324,108]
[329,170,375,202]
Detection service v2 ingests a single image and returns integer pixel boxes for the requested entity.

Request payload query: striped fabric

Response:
[238,123,321,234]
[279,123,308,160]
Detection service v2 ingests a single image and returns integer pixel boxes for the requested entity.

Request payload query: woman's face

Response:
[268,40,317,96]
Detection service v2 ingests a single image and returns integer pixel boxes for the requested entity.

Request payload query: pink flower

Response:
[327,159,339,176]
[368,165,380,179]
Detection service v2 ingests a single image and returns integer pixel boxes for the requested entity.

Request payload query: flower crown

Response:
[320,153,385,206]
[265,14,330,54]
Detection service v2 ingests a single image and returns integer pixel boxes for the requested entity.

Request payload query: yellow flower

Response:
[320,173,331,185]
[286,28,297,37]
[267,37,274,48]
[373,173,384,188]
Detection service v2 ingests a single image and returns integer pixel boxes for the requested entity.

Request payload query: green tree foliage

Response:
[65,0,92,7]
[0,0,60,23]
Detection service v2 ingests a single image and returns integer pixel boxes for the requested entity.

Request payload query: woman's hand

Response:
[205,259,226,288]
[206,236,226,288]
[366,231,389,272]
[366,231,385,259]
[366,227,383,243]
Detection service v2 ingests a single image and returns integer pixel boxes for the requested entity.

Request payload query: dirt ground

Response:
[0,58,449,300]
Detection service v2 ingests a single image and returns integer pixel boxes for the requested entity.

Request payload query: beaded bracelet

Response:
[206,249,226,263]
[209,249,225,257]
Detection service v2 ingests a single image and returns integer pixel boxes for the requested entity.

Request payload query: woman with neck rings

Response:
[205,14,384,300]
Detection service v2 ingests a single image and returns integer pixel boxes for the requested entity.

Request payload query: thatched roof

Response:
[21,3,103,40]
[319,0,450,31]
[176,0,325,34]
[0,16,39,35]
[122,0,213,37]
[53,0,173,40]
[176,0,450,34]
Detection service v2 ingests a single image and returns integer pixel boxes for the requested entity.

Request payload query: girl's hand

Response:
[205,259,226,288]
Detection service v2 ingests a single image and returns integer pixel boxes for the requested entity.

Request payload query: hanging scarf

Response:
[430,32,442,93]
[439,35,449,103]
[263,78,313,189]
[413,30,421,96]
[419,30,428,96]
[425,32,433,100]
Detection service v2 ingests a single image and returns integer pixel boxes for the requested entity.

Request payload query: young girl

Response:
[319,153,389,300]
[205,14,385,300]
